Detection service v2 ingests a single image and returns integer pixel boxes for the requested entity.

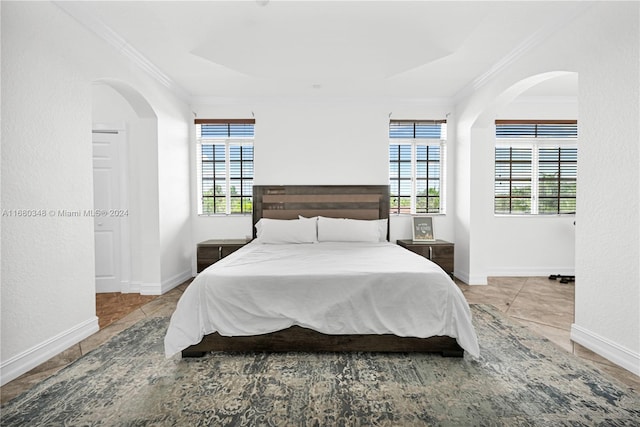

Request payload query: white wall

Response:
[92,81,193,296]
[2,2,98,385]
[572,3,639,375]
[254,102,388,185]
[190,94,576,278]
[92,83,162,292]
[487,96,578,276]
[455,2,639,374]
[455,72,581,284]
[157,113,192,293]
[1,2,191,385]
[190,99,456,253]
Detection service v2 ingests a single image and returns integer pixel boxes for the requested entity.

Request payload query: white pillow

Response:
[300,215,388,242]
[255,218,318,244]
[317,217,381,243]
[374,218,388,242]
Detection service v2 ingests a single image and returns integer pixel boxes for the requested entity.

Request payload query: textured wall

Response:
[574,3,639,359]
[2,2,97,361]
[1,2,191,381]
[454,2,639,369]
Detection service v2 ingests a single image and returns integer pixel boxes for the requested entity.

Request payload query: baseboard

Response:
[161,269,193,294]
[129,281,142,293]
[140,282,162,295]
[455,267,574,285]
[1,316,99,387]
[138,270,192,295]
[119,280,132,293]
[454,269,488,285]
[487,267,575,277]
[571,324,640,377]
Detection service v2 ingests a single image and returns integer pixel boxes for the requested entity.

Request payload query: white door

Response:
[92,131,123,293]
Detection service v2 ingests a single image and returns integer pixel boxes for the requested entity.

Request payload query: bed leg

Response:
[181,350,207,358]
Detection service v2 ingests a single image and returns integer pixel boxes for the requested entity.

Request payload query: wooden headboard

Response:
[252,185,390,238]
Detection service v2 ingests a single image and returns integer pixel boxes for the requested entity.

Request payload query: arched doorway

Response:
[92,79,158,294]
[455,71,579,284]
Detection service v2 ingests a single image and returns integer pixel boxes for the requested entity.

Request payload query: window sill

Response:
[390,213,447,217]
[494,213,576,218]
[197,213,252,217]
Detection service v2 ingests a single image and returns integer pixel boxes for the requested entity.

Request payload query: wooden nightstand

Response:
[197,239,250,273]
[397,239,455,277]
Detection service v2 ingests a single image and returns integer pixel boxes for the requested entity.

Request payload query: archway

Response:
[454,71,578,284]
[92,79,159,294]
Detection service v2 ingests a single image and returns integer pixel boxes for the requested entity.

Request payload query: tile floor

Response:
[1,282,189,405]
[96,292,160,329]
[1,277,638,405]
[456,276,640,392]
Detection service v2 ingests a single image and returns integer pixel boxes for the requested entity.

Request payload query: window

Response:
[495,120,577,215]
[196,119,254,215]
[389,120,447,214]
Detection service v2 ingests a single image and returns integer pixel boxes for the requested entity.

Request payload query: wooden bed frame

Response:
[182,185,464,358]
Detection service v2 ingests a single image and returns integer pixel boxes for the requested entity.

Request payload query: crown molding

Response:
[53,1,191,103]
[453,2,592,104]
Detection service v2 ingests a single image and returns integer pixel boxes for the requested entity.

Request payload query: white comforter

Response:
[164,241,480,358]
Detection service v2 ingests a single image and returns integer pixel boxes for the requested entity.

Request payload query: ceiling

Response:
[59,1,583,101]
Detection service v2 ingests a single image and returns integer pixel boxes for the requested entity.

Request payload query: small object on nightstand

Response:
[197,239,250,273]
[397,239,454,277]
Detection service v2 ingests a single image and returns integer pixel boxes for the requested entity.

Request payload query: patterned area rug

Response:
[2,305,639,426]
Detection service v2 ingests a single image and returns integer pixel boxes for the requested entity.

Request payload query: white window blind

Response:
[389,120,447,214]
[196,119,254,215]
[495,120,577,215]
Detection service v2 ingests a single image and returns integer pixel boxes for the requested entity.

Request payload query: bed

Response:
[164,185,479,359]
